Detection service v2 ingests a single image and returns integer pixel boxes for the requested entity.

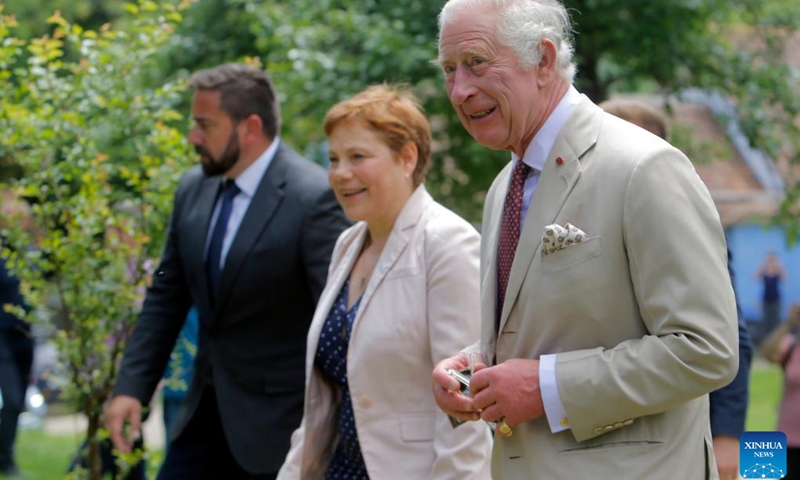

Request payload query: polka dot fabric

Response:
[314,277,369,479]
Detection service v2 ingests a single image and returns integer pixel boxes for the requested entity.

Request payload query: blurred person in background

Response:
[0,191,35,478]
[755,251,787,343]
[760,302,800,478]
[0,256,33,479]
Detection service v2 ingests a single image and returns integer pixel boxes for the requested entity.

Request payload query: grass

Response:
[2,428,79,479]
[745,359,783,431]
[1,363,786,479]
[1,429,163,480]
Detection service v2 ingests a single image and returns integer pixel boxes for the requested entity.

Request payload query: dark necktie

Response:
[206,180,241,298]
[496,160,532,331]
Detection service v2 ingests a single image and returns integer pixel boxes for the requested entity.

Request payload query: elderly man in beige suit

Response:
[431,0,739,479]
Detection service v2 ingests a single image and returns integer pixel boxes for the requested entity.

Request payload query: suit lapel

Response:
[304,223,366,374]
[498,96,601,332]
[215,148,288,314]
[481,165,511,361]
[351,186,431,333]
[189,175,223,317]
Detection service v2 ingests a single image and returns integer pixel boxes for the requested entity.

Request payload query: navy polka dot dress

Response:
[315,277,369,479]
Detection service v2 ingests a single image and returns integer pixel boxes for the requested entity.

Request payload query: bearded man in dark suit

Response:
[106,63,350,480]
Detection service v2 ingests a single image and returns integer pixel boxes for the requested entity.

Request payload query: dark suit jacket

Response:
[709,251,754,438]
[114,142,350,474]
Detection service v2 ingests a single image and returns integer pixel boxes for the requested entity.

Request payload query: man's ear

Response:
[536,38,559,86]
[241,114,264,141]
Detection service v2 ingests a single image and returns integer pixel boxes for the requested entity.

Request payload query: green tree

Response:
[162,0,799,225]
[564,0,800,239]
[0,0,125,39]
[5,0,799,226]
[153,0,505,222]
[563,0,727,101]
[705,2,800,241]
[0,2,193,478]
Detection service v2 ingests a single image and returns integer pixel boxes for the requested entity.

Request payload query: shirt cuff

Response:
[540,354,570,433]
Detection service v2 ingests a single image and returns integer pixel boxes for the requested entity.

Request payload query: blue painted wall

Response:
[726,224,799,325]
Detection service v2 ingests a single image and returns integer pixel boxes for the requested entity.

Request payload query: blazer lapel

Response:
[351,186,432,334]
[303,223,367,376]
[498,96,601,332]
[214,150,287,314]
[189,175,223,318]
[481,164,511,361]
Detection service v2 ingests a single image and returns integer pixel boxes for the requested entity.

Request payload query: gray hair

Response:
[438,0,576,84]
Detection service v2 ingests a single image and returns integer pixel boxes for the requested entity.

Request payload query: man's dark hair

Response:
[189,63,280,139]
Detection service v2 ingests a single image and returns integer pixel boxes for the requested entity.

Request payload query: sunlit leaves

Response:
[0,2,193,478]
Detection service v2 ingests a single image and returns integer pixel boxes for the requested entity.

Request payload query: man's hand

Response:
[713,435,740,480]
[105,395,142,453]
[432,353,485,422]
[470,358,544,433]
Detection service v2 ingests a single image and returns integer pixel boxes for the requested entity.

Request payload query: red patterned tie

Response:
[496,160,532,330]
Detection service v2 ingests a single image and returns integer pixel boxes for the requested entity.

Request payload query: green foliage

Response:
[0,0,126,39]
[564,0,727,101]
[4,0,800,228]
[154,0,505,222]
[162,334,196,392]
[701,2,800,241]
[152,0,800,225]
[0,2,193,478]
[563,0,800,239]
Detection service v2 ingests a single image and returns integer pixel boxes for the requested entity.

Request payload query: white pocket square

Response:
[542,223,587,255]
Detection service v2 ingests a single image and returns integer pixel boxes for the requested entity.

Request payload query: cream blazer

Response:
[278,186,492,480]
[477,96,738,480]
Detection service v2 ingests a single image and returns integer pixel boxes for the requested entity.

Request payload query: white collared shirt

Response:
[515,85,582,228]
[205,138,280,270]
[507,87,582,434]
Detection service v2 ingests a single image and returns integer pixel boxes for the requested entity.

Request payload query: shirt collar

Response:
[512,85,581,171]
[232,137,280,197]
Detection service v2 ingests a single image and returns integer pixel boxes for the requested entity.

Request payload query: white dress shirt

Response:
[205,138,280,270]
[511,86,581,434]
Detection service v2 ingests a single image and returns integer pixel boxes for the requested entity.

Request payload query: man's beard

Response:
[198,131,240,177]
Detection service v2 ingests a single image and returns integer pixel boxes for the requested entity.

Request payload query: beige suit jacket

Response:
[278,186,492,480]
[479,96,738,480]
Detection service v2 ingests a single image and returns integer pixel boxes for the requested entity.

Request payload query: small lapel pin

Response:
[555,156,564,165]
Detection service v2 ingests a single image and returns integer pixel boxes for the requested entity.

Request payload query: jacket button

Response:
[613,422,624,429]
[623,419,634,426]
[594,427,604,434]
[359,396,373,409]
[603,425,614,431]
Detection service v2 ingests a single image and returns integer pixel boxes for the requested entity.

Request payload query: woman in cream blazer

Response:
[277,85,492,479]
